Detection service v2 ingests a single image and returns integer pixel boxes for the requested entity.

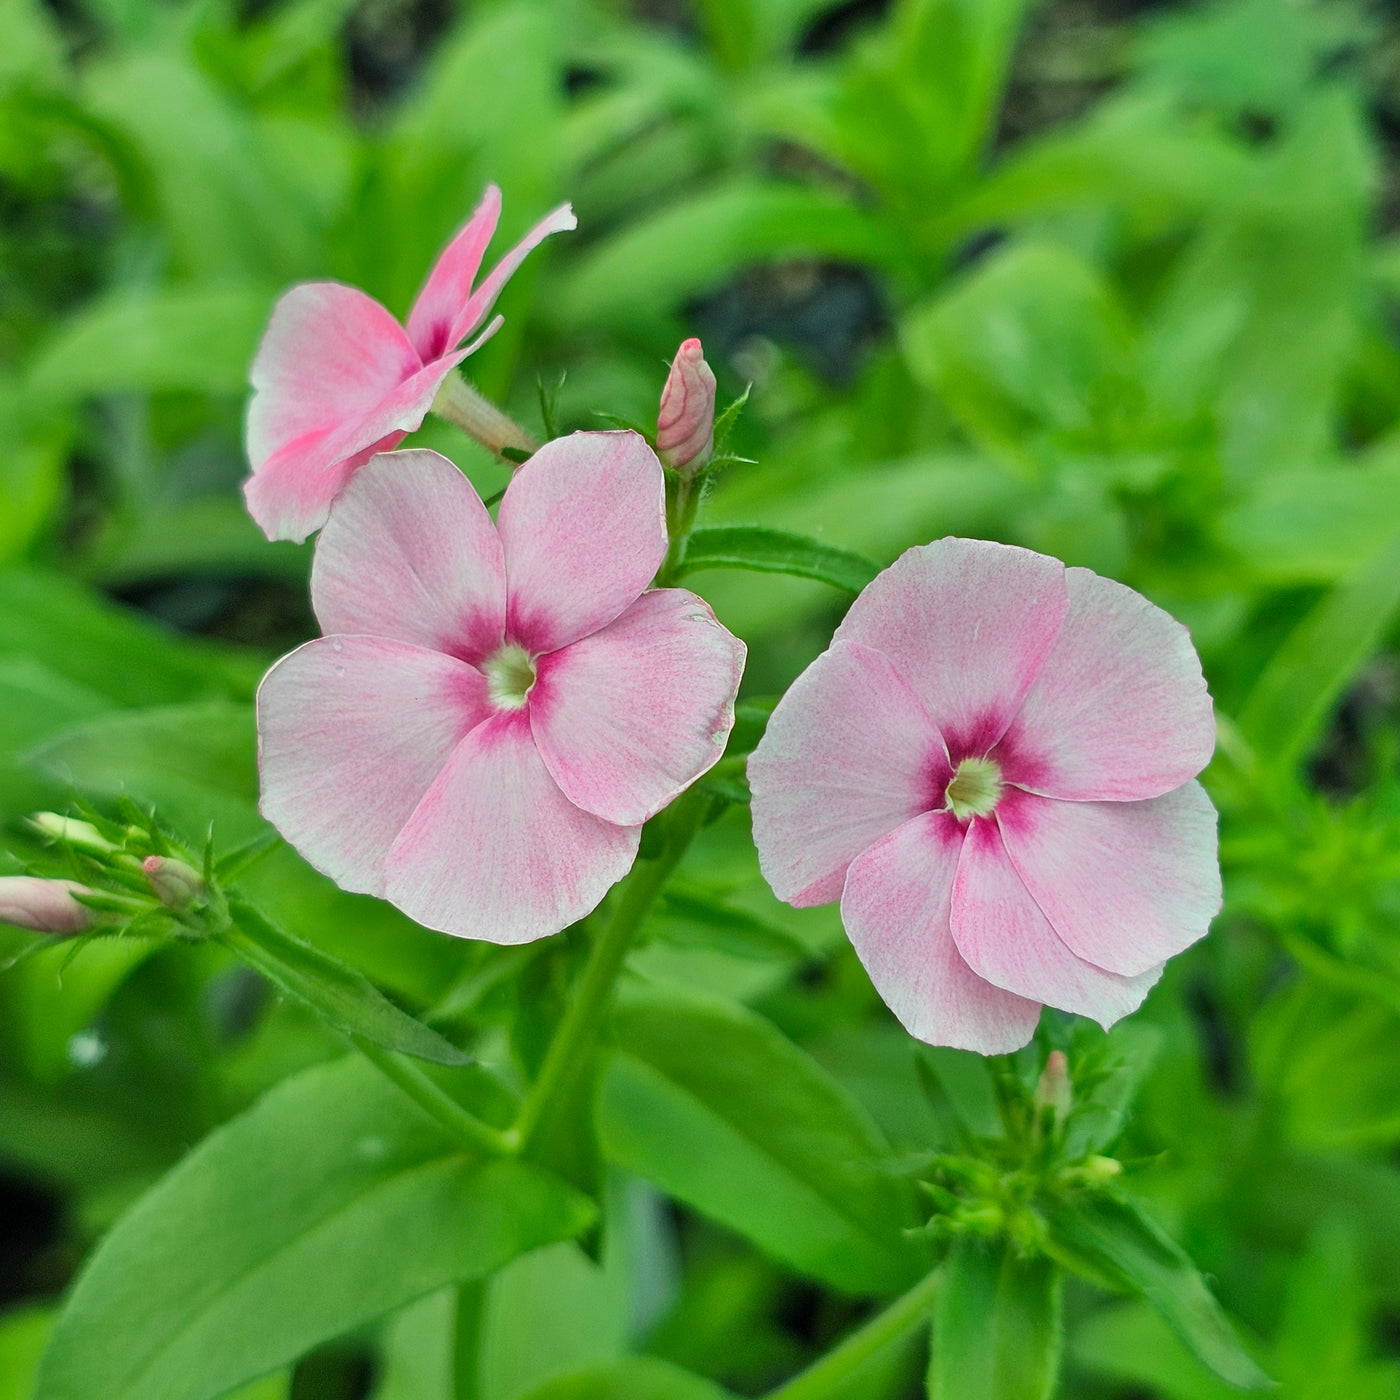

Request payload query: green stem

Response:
[433,373,538,459]
[511,788,709,1153]
[765,1270,942,1400]
[657,472,701,585]
[350,1034,513,1158]
[452,1279,486,1400]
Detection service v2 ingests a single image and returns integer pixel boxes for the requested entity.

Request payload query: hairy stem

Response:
[765,1270,942,1400]
[511,787,710,1153]
[657,472,700,585]
[350,1034,513,1158]
[433,373,538,459]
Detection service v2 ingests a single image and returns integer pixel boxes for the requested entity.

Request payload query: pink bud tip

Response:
[656,337,717,476]
[1034,1049,1073,1118]
[0,877,93,934]
[143,855,205,911]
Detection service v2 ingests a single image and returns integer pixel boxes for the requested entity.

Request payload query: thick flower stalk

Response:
[257,432,746,943]
[749,537,1220,1053]
[243,184,574,543]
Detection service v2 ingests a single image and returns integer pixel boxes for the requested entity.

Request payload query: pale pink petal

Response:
[833,538,1068,757]
[841,812,1042,1053]
[996,783,1221,978]
[243,349,468,542]
[246,282,421,469]
[449,201,577,351]
[385,712,640,944]
[498,431,667,653]
[950,817,1159,1026]
[257,637,489,897]
[530,589,746,825]
[656,337,717,474]
[405,185,502,362]
[749,641,952,908]
[312,450,506,663]
[996,568,1216,800]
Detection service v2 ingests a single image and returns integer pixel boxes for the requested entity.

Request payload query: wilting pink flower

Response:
[244,185,575,544]
[749,538,1219,1054]
[656,338,717,475]
[257,432,745,943]
[0,877,93,934]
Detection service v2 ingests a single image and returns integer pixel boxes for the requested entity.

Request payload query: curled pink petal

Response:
[0,877,93,934]
[656,337,717,475]
[243,349,468,543]
[311,449,506,663]
[841,814,1041,1053]
[257,637,490,896]
[531,589,746,825]
[499,431,667,653]
[996,783,1220,978]
[406,184,503,362]
[749,641,951,907]
[449,200,577,352]
[385,713,641,944]
[998,568,1216,800]
[834,538,1068,757]
[950,817,1159,1027]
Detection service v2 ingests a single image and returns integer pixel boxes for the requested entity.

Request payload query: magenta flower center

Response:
[483,643,537,710]
[944,756,1003,821]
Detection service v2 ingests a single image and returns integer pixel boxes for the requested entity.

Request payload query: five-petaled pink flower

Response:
[748,538,1220,1054]
[244,185,575,544]
[257,432,746,943]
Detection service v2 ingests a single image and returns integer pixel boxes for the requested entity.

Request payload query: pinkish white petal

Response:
[833,538,1068,757]
[257,637,489,896]
[997,568,1216,800]
[530,589,745,825]
[449,201,577,351]
[950,817,1159,1026]
[841,813,1042,1053]
[0,877,93,934]
[996,783,1220,978]
[749,641,952,908]
[498,431,667,653]
[312,450,506,663]
[385,713,640,943]
[244,349,469,543]
[246,282,421,470]
[405,185,503,362]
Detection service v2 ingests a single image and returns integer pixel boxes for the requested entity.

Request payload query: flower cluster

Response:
[238,186,1220,1049]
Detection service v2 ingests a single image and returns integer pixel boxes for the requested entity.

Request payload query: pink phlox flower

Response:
[243,184,575,544]
[257,431,746,944]
[748,537,1220,1054]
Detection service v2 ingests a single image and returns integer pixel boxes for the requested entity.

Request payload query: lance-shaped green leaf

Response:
[222,897,471,1066]
[35,1057,593,1400]
[1240,525,1400,776]
[513,1357,737,1399]
[598,987,922,1293]
[1044,1194,1270,1390]
[928,1238,1063,1400]
[674,527,880,594]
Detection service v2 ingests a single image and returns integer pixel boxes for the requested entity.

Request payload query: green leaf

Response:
[0,1304,55,1400]
[512,1357,737,1400]
[1239,525,1400,774]
[222,898,471,1067]
[598,987,921,1293]
[1044,1194,1270,1390]
[25,285,273,400]
[928,1238,1063,1400]
[676,526,880,594]
[35,1056,593,1400]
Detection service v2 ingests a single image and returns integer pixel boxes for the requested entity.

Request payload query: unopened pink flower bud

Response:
[0,877,94,934]
[143,856,205,911]
[657,337,717,475]
[1034,1050,1072,1121]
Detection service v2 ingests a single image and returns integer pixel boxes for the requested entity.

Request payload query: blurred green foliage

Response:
[6,0,1400,1395]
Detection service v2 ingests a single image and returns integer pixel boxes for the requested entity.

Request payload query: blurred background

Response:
[5,0,1400,1395]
